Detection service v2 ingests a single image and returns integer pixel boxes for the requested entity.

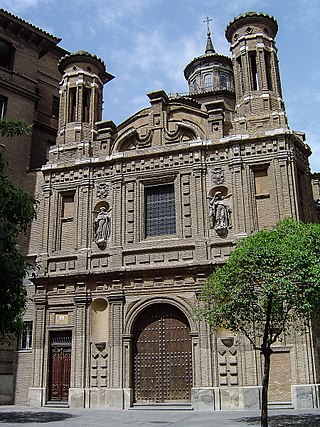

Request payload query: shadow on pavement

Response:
[240,414,320,426]
[0,412,76,423]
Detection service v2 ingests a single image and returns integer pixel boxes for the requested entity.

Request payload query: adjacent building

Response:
[0,8,67,404]
[2,9,320,410]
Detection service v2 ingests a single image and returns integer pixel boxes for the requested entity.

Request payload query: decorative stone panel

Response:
[90,342,108,388]
[217,336,239,386]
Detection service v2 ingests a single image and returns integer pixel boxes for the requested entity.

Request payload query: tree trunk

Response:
[261,347,271,427]
[261,293,273,427]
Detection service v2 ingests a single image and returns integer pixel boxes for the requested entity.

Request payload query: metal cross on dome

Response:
[203,16,213,36]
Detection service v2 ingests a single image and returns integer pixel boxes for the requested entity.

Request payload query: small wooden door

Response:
[133,304,192,402]
[49,331,72,402]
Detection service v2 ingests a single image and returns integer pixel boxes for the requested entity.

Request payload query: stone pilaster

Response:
[28,292,47,407]
[107,290,125,389]
[69,285,90,408]
[229,156,247,236]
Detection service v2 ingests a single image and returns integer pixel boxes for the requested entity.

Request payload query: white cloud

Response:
[98,0,158,26]
[111,28,209,93]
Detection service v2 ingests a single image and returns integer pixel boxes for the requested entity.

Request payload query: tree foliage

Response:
[198,219,320,427]
[0,120,37,342]
[0,118,31,137]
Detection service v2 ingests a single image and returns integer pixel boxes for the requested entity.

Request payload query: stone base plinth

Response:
[292,384,320,409]
[85,388,133,409]
[192,386,261,411]
[28,387,46,407]
[69,388,85,408]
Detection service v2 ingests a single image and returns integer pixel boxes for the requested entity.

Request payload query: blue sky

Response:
[1,0,320,171]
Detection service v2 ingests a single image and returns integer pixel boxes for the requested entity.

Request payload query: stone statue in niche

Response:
[209,191,232,236]
[94,207,111,249]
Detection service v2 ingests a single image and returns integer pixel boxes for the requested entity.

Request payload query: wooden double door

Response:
[48,331,72,402]
[133,303,192,402]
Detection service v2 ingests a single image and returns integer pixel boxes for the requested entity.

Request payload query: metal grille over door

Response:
[133,303,192,402]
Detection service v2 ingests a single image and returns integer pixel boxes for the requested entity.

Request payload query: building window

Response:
[52,96,60,117]
[254,168,269,195]
[204,74,213,90]
[0,39,15,70]
[145,184,176,237]
[18,321,33,350]
[0,96,7,119]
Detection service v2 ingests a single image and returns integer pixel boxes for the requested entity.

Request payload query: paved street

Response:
[1,407,320,427]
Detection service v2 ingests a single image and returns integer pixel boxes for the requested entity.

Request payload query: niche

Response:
[91,298,109,343]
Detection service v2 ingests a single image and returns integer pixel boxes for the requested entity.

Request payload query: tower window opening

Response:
[82,88,91,122]
[191,79,199,94]
[264,51,273,90]
[204,74,213,91]
[236,56,244,95]
[249,51,259,91]
[69,87,77,122]
[220,75,227,89]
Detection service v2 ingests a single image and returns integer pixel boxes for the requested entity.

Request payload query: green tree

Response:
[198,219,320,427]
[0,118,31,137]
[0,118,36,342]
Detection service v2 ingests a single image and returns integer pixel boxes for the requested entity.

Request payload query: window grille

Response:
[18,321,33,350]
[145,184,176,237]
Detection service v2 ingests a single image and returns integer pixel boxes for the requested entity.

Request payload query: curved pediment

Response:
[111,93,207,154]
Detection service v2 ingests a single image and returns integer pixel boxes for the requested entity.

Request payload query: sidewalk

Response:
[1,406,320,427]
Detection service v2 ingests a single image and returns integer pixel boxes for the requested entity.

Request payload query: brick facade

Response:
[3,9,320,410]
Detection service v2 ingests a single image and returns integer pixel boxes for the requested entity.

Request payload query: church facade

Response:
[13,11,320,410]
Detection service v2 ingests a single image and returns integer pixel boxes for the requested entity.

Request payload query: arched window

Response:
[204,74,213,90]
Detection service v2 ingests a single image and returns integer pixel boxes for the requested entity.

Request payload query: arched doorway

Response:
[132,303,192,403]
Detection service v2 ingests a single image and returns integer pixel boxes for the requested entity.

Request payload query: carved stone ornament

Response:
[212,167,225,185]
[96,182,109,199]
